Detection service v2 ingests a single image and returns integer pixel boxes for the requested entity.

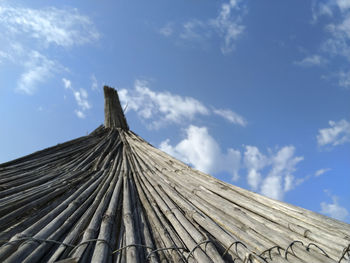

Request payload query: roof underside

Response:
[0,127,349,263]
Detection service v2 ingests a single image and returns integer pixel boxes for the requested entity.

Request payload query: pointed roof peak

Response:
[103,86,129,130]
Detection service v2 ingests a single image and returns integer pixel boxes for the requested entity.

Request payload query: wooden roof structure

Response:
[0,86,349,263]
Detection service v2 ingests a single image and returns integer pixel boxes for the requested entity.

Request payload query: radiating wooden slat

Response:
[0,87,349,263]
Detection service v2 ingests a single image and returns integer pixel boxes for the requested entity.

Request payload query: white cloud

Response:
[119,80,246,129]
[17,51,57,95]
[260,175,283,200]
[159,23,174,37]
[159,125,304,199]
[269,146,303,178]
[0,3,99,95]
[75,110,86,119]
[311,2,350,87]
[0,50,11,63]
[244,146,268,190]
[294,55,327,67]
[244,145,303,200]
[322,14,350,60]
[338,70,350,88]
[261,146,303,200]
[312,1,350,21]
[294,167,330,186]
[160,125,241,181]
[321,194,349,221]
[62,78,91,118]
[74,89,91,111]
[311,3,333,21]
[337,0,350,12]
[315,168,331,177]
[213,108,247,126]
[0,4,99,48]
[91,74,98,91]
[209,0,245,54]
[284,174,294,192]
[180,20,210,43]
[62,78,72,89]
[317,119,350,146]
[160,0,246,54]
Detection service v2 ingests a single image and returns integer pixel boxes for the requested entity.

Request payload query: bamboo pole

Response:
[1,94,349,263]
[104,86,128,130]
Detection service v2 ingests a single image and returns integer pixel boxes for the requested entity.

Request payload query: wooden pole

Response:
[104,86,129,130]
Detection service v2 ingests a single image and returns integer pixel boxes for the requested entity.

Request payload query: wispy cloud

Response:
[119,80,209,128]
[315,168,331,177]
[338,70,350,88]
[311,2,333,21]
[73,89,91,111]
[180,20,210,43]
[294,167,330,186]
[244,145,304,200]
[91,74,98,91]
[321,191,349,221]
[317,119,350,146]
[75,110,86,119]
[119,79,246,129]
[322,14,350,61]
[17,51,58,95]
[312,1,350,21]
[294,55,327,67]
[0,4,99,48]
[160,125,241,181]
[0,3,99,95]
[62,78,72,89]
[310,1,350,87]
[337,0,350,12]
[159,23,174,37]
[62,78,91,119]
[209,0,246,54]
[159,0,246,54]
[213,108,247,126]
[0,50,11,64]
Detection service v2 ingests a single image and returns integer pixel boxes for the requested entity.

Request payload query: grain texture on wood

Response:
[104,86,128,130]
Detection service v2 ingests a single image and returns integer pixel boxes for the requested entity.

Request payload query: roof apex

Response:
[103,86,129,130]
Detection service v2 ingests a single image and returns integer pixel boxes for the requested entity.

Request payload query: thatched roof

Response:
[0,86,349,263]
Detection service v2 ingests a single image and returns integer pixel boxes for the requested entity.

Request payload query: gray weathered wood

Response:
[0,87,349,262]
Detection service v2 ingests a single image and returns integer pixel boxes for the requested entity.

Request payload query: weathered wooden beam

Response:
[104,86,129,130]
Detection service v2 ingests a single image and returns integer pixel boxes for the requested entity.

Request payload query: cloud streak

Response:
[91,74,98,91]
[160,0,246,54]
[213,108,247,126]
[338,70,350,88]
[0,4,99,48]
[310,1,350,87]
[317,119,350,146]
[0,3,100,95]
[62,78,91,119]
[315,168,331,177]
[119,79,246,128]
[209,0,245,54]
[17,51,57,95]
[294,55,327,67]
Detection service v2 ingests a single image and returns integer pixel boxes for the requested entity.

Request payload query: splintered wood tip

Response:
[103,86,129,130]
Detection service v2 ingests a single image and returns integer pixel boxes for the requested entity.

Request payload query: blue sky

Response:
[0,0,349,223]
